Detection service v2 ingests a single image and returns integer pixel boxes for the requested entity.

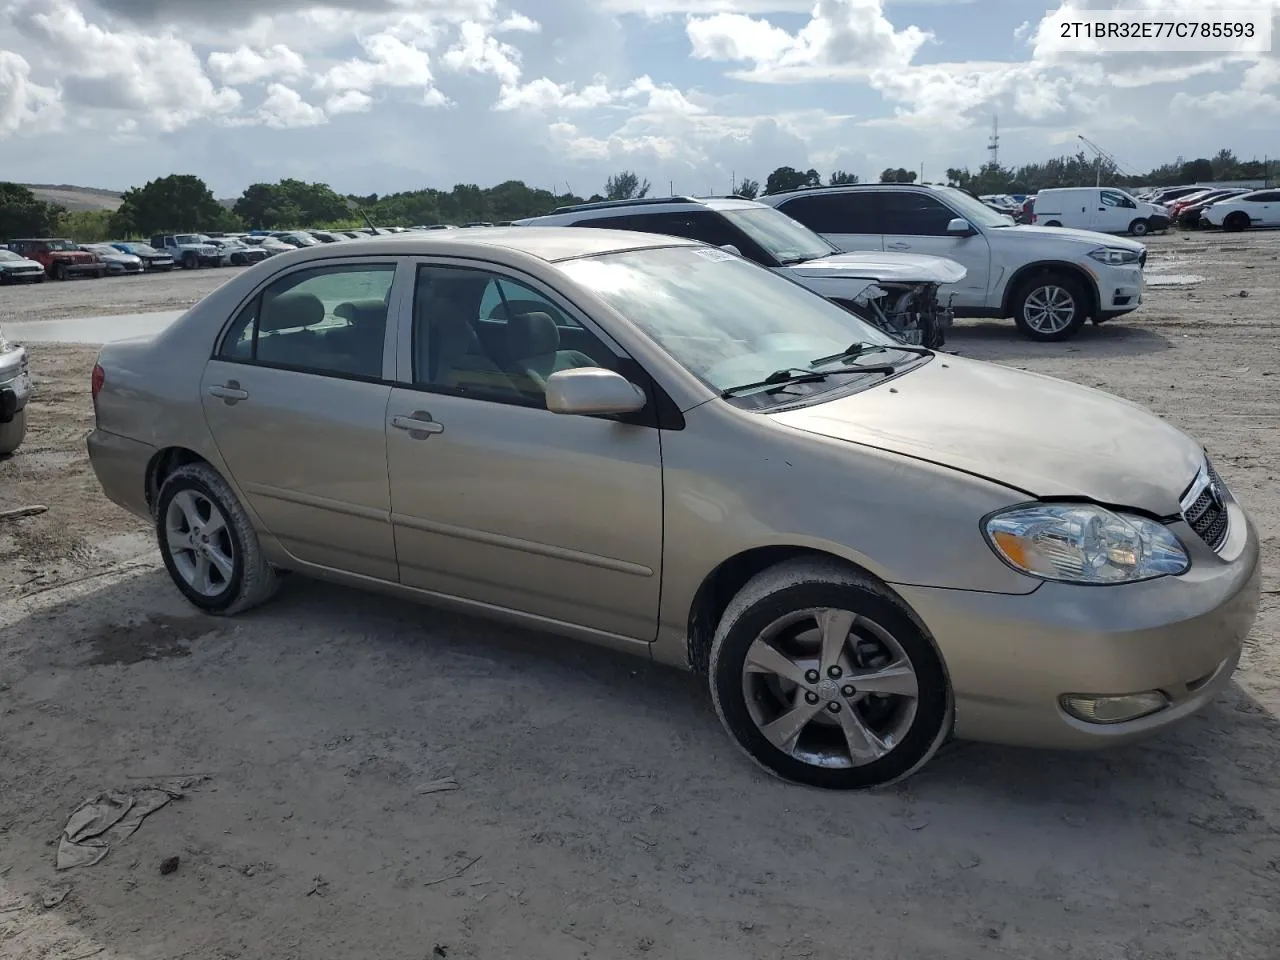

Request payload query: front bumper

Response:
[55,261,105,277]
[0,351,32,419]
[143,258,175,271]
[1096,263,1144,314]
[1148,215,1171,231]
[106,262,144,274]
[898,501,1261,750]
[0,268,45,283]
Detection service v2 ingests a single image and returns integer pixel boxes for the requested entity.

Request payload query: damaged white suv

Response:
[516,196,966,349]
[759,183,1148,342]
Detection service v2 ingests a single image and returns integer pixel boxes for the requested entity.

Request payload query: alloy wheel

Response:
[164,489,236,597]
[1022,285,1077,335]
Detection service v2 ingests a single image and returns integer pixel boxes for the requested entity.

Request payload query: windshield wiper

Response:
[720,364,898,398]
[810,341,933,367]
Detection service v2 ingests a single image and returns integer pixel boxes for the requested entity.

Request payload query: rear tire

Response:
[1224,212,1249,232]
[709,558,951,789]
[1128,219,1149,237]
[155,462,280,615]
[0,409,26,456]
[1012,272,1089,342]
[1042,220,1062,227]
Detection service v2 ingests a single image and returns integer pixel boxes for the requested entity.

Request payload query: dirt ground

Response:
[1,232,1278,960]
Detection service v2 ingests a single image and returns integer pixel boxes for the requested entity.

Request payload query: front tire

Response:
[1042,220,1062,227]
[0,409,26,456]
[53,264,67,281]
[709,558,951,789]
[1128,218,1149,237]
[183,252,199,269]
[155,463,279,615]
[1012,272,1089,342]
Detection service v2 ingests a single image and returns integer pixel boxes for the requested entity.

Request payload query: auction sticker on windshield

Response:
[694,248,737,262]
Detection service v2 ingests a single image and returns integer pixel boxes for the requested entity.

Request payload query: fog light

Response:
[1060,691,1169,724]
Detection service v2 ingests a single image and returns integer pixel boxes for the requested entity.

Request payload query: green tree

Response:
[1180,158,1214,183]
[765,166,821,194]
[879,167,918,183]
[829,170,859,185]
[736,178,760,199]
[604,171,650,201]
[0,182,64,238]
[58,209,114,242]
[110,174,225,235]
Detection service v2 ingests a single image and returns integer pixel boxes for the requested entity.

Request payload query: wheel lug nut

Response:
[804,670,819,683]
[804,691,819,705]
[827,702,841,713]
[827,666,842,679]
[842,685,856,697]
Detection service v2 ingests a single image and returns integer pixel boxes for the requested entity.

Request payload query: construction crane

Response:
[1077,134,1135,187]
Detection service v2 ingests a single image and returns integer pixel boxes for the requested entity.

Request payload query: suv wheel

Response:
[709,558,952,789]
[53,263,67,281]
[1128,218,1150,237]
[1012,273,1089,342]
[183,252,199,269]
[1042,220,1062,227]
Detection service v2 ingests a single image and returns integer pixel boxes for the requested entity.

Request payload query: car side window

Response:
[777,193,879,234]
[1100,190,1132,208]
[878,192,957,236]
[1249,191,1279,202]
[411,265,617,407]
[217,262,396,379]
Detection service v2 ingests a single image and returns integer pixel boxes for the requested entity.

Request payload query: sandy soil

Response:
[1,230,1278,960]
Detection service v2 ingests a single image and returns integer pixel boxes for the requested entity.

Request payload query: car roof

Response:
[276,226,697,263]
[760,183,947,201]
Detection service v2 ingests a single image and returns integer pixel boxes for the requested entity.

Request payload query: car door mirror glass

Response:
[946,217,973,235]
[545,367,647,416]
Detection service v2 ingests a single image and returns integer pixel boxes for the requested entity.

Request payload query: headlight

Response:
[1088,247,1141,266]
[985,504,1189,584]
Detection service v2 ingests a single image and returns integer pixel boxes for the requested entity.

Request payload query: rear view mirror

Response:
[545,367,647,416]
[946,217,974,235]
[720,244,742,256]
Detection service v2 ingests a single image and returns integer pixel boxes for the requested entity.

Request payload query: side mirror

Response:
[720,244,742,256]
[545,367,647,416]
[946,217,974,235]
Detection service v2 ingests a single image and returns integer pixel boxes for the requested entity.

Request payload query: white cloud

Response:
[497,12,540,31]
[315,31,452,106]
[325,88,375,114]
[258,83,327,127]
[10,0,241,131]
[0,50,62,135]
[207,44,306,85]
[441,20,523,86]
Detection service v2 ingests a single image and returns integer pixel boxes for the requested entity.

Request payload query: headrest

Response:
[334,298,389,325]
[507,311,560,360]
[260,292,325,333]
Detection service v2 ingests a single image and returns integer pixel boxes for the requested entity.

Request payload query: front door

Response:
[385,261,664,642]
[201,258,402,581]
[774,191,885,253]
[1095,190,1134,233]
[878,191,992,310]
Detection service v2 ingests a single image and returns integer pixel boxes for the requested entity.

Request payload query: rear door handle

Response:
[887,242,910,250]
[209,382,248,402]
[391,412,444,439]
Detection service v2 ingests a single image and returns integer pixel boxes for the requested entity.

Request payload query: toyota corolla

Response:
[86,228,1260,789]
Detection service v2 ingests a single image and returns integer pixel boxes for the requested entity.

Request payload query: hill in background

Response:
[20,184,239,212]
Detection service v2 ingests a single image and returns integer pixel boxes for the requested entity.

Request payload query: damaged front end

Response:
[785,251,966,350]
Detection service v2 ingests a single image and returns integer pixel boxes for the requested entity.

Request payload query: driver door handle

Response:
[391,412,444,438]
[886,242,910,250]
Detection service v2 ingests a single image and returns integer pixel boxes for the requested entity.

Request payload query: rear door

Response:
[1246,190,1280,225]
[771,192,884,252]
[878,191,991,309]
[200,257,404,581]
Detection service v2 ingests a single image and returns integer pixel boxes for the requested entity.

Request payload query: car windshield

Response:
[132,244,158,254]
[930,187,1017,228]
[45,239,78,251]
[174,235,205,244]
[718,207,837,264]
[558,245,906,398]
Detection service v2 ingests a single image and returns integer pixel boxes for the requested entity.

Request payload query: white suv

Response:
[758,184,1149,342]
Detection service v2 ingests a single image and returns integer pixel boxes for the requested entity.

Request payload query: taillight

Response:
[91,362,104,401]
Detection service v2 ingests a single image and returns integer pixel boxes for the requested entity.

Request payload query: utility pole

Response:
[669,180,673,196]
[987,116,999,168]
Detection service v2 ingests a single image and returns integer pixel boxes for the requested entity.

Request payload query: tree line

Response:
[1,147,1271,241]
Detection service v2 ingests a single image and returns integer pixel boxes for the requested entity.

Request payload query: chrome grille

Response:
[1180,461,1229,552]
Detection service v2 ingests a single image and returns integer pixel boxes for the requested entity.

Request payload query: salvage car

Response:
[85,228,1261,790]
[0,248,47,283]
[0,325,30,455]
[81,243,144,275]
[7,238,106,280]
[111,241,175,271]
[1200,189,1280,232]
[206,237,270,267]
[151,234,221,269]
[518,197,964,348]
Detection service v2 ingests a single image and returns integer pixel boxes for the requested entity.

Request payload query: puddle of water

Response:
[86,613,211,665]
[1145,274,1206,286]
[3,310,183,345]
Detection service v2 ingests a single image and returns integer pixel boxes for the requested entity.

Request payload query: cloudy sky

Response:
[0,0,1276,198]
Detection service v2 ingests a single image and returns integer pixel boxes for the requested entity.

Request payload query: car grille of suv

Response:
[1180,461,1229,552]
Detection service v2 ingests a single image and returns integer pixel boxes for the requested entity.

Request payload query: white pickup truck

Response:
[150,234,221,270]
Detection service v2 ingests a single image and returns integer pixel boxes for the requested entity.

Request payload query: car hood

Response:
[996,224,1146,251]
[98,252,139,263]
[0,257,43,269]
[768,354,1202,516]
[789,250,967,284]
